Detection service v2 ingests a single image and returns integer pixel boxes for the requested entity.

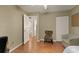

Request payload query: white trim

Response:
[53,40,57,42]
[24,40,29,44]
[9,43,23,53]
[40,39,44,41]
[40,39,57,42]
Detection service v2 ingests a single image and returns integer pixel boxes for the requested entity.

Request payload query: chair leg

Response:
[51,40,53,44]
[44,40,45,43]
[44,39,46,43]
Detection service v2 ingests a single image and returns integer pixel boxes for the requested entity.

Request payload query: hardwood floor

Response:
[12,37,64,53]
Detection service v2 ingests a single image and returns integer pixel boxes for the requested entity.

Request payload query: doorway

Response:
[28,16,37,38]
[23,15,37,44]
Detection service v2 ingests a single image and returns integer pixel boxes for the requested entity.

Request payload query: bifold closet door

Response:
[56,16,69,41]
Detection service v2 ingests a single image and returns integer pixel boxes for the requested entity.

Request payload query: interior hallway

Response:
[12,37,64,53]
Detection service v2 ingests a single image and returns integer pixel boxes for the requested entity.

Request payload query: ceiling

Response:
[19,5,76,13]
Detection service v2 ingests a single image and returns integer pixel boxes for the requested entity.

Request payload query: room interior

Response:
[0,5,79,53]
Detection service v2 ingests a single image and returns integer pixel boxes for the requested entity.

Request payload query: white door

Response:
[56,16,69,41]
[24,15,29,44]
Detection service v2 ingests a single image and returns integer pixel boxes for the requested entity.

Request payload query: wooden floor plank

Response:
[12,37,64,53]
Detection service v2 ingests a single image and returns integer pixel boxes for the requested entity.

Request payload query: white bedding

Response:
[63,46,79,53]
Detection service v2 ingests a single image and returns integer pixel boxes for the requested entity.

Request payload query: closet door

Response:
[56,16,69,41]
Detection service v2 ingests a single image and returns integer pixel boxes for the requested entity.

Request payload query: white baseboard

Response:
[40,39,44,41]
[53,40,57,42]
[40,39,57,42]
[53,40,62,42]
[9,43,23,53]
[55,40,62,42]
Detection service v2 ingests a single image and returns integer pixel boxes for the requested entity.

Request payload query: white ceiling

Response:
[19,5,75,13]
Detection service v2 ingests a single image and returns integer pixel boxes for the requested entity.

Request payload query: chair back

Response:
[0,36,8,53]
[45,31,53,36]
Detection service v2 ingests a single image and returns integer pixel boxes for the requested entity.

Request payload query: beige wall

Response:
[70,6,79,35]
[0,6,26,50]
[39,12,70,40]
[0,5,77,51]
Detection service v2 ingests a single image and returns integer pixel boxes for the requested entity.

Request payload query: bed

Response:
[63,46,79,53]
